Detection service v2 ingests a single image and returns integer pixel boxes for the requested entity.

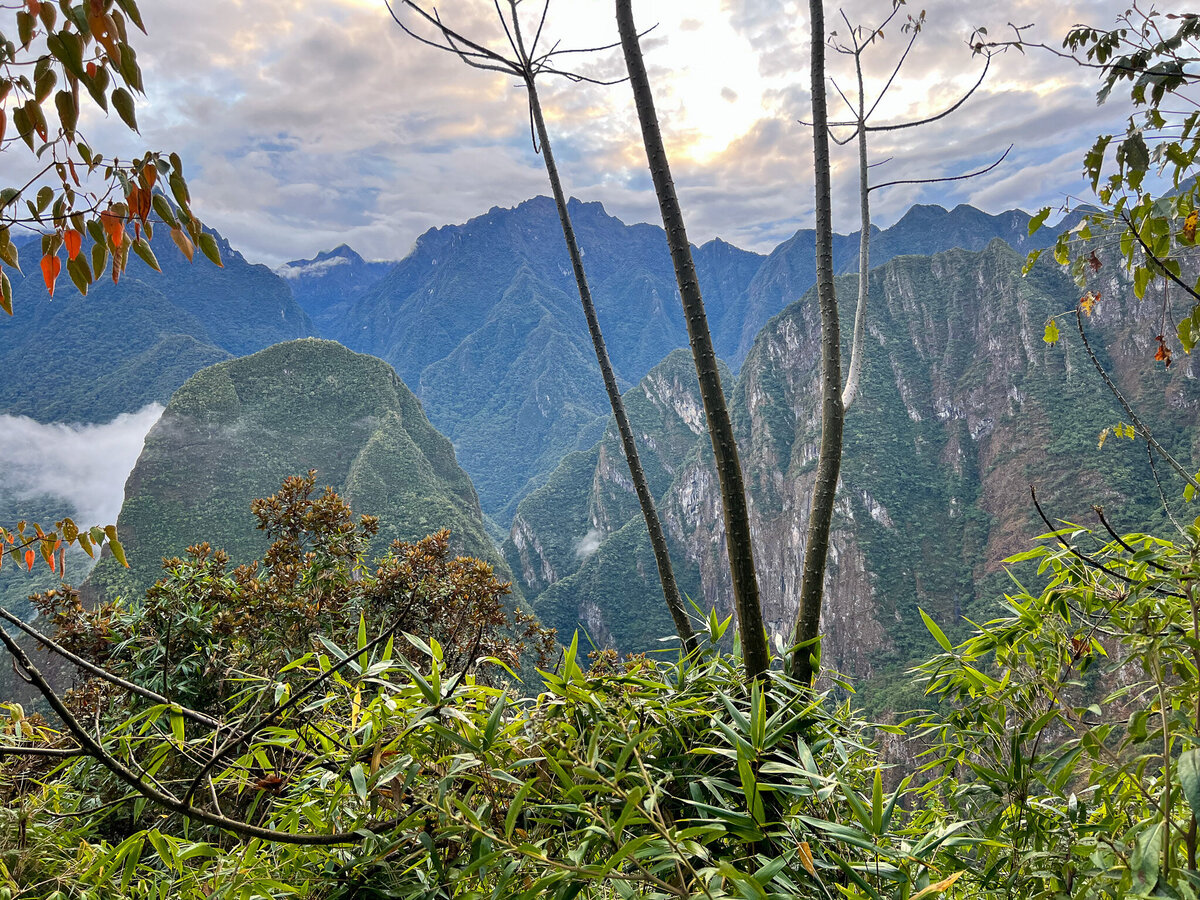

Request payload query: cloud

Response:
[277,256,351,279]
[0,405,164,525]
[574,528,604,561]
[92,0,1147,263]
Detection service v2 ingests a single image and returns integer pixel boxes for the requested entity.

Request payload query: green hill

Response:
[83,339,512,604]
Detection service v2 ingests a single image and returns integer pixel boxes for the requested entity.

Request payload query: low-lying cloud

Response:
[0,405,164,526]
[277,256,350,280]
[575,527,604,561]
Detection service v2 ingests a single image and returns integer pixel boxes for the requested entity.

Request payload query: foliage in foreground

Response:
[6,478,1200,899]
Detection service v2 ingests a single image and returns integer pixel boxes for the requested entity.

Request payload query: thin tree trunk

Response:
[792,0,845,686]
[842,52,869,410]
[523,76,697,653]
[615,0,769,680]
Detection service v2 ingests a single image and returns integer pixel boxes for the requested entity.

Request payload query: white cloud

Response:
[0,405,163,526]
[277,256,351,280]
[574,527,604,561]
[91,0,1148,262]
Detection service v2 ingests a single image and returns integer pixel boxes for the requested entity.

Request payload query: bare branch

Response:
[864,54,991,133]
[869,144,1011,193]
[1073,307,1200,494]
[0,622,399,845]
[182,614,407,808]
[1030,486,1186,599]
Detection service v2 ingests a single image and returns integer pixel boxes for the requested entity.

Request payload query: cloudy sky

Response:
[78,0,1140,265]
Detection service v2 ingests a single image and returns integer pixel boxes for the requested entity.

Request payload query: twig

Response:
[1073,308,1200,494]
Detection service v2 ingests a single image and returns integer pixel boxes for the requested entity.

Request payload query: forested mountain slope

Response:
[509,239,1199,703]
[0,231,314,423]
[83,339,511,604]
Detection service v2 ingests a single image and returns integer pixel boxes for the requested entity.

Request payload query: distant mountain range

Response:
[286,197,1057,522]
[2,194,1133,711]
[0,197,1063,527]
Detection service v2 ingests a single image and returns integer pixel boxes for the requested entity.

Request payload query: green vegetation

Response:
[83,339,511,605]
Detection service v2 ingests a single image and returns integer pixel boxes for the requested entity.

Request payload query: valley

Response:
[2,195,1191,708]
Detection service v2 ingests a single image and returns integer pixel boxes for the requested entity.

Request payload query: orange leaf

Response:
[48,549,56,573]
[170,226,195,263]
[86,61,97,78]
[797,841,816,877]
[101,209,124,247]
[64,229,82,260]
[40,253,61,297]
[1079,291,1100,316]
[24,549,34,571]
[26,0,40,16]
[1155,334,1173,367]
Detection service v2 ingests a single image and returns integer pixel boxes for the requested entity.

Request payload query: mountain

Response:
[0,229,315,423]
[508,239,1200,708]
[278,244,394,334]
[503,349,727,650]
[317,197,1052,525]
[316,196,765,523]
[83,339,511,604]
[725,204,1051,367]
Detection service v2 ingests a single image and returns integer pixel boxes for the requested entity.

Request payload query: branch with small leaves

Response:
[0,516,125,573]
[0,0,220,314]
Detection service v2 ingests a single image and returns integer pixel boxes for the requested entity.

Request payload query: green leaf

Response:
[1180,750,1200,820]
[1028,206,1051,235]
[920,608,953,652]
[1043,320,1060,345]
[350,763,368,801]
[198,231,223,267]
[130,237,159,272]
[0,188,21,213]
[1130,822,1162,893]
[0,271,11,316]
[112,87,138,131]
[1134,265,1153,299]
[54,89,78,139]
[47,31,86,80]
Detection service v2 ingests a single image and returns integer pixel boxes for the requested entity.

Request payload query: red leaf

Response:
[64,229,82,260]
[24,549,34,571]
[40,253,61,297]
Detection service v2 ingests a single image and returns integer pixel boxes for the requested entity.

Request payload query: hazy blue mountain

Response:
[278,244,394,334]
[317,196,765,521]
[0,229,314,423]
[725,203,1053,366]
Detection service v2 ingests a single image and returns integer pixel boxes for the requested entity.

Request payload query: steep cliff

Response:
[510,238,1199,701]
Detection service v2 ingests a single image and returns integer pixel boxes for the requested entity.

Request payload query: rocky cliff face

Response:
[510,238,1200,698]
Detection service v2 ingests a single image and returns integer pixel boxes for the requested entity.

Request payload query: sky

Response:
[37,1,1150,264]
